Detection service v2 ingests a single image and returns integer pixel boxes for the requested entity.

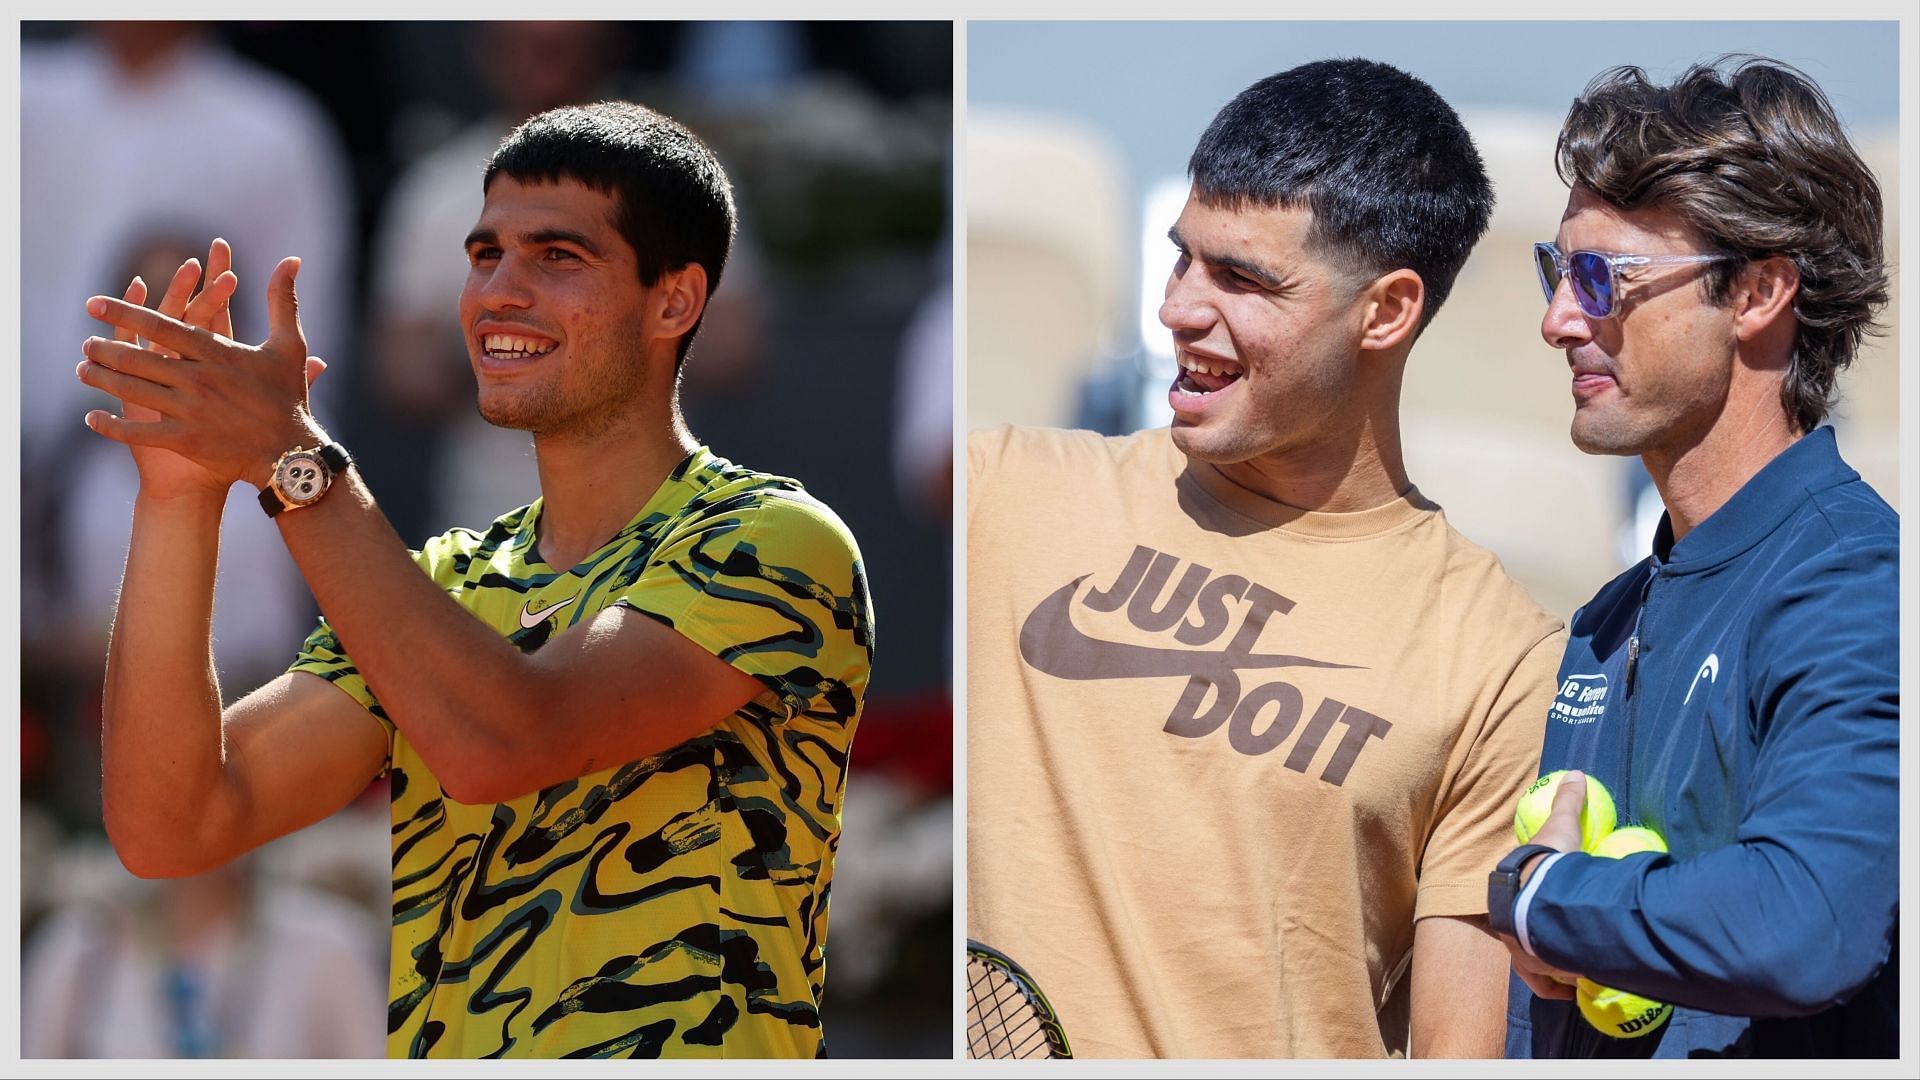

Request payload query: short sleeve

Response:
[286,540,456,771]
[288,617,396,774]
[615,490,873,730]
[966,426,1014,523]
[1415,627,1566,919]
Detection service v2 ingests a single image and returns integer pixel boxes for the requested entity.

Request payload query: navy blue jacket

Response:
[1505,428,1899,1058]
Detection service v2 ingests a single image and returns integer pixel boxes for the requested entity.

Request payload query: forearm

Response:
[273,470,551,798]
[1410,915,1509,1057]
[1526,836,1895,1015]
[100,491,239,874]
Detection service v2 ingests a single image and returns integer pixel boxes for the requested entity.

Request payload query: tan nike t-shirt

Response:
[967,426,1564,1058]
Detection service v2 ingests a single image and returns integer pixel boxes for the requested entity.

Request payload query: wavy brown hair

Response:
[1556,56,1887,433]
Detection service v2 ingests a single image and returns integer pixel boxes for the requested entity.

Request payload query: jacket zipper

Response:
[1560,562,1659,1059]
[1623,563,1657,820]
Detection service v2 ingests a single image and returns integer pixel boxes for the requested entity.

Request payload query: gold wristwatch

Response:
[258,442,351,518]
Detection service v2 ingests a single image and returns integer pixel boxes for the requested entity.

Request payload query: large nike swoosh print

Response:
[1017,576,1362,681]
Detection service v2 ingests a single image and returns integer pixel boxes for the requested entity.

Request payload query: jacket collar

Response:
[1650,426,1856,571]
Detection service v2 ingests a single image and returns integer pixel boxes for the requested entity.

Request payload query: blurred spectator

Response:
[21,22,355,682]
[21,854,386,1058]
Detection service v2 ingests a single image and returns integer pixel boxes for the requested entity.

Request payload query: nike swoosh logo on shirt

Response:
[1017,576,1361,681]
[521,595,577,629]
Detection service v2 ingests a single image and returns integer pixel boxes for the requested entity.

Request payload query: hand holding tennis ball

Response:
[1576,823,1673,1038]
[1513,769,1617,851]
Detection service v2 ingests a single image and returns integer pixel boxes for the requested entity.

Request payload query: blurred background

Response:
[19,20,952,1059]
[968,20,1899,620]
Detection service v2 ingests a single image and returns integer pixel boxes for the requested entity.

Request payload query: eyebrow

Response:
[1167,225,1287,289]
[463,226,606,258]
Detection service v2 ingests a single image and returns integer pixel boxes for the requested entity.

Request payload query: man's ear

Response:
[655,263,710,343]
[1358,268,1424,354]
[1732,256,1799,344]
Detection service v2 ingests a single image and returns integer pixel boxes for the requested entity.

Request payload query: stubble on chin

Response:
[1168,420,1215,461]
[477,369,652,440]
[476,386,547,433]
[1169,421,1258,466]
[1568,407,1653,458]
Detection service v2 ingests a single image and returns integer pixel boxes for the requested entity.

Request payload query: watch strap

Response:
[1487,843,1560,938]
[317,442,351,473]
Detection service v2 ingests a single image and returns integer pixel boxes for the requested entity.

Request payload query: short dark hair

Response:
[1556,57,1888,433]
[486,101,737,365]
[1188,58,1494,334]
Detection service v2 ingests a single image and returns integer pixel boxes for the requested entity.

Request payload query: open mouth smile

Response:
[1170,351,1246,411]
[481,332,559,360]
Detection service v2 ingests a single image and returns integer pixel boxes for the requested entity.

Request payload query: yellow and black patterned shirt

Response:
[289,448,872,1058]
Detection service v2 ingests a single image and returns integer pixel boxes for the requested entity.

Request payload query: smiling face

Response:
[1545,187,1739,460]
[1158,193,1370,466]
[459,175,657,436]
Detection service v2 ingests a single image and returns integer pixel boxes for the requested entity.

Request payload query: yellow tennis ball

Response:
[1576,977,1672,1038]
[1513,770,1617,850]
[1590,825,1667,859]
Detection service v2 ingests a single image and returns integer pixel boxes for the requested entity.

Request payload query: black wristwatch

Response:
[258,442,352,518]
[1487,843,1560,939]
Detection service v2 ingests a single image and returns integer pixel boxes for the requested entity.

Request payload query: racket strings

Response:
[966,958,1052,1058]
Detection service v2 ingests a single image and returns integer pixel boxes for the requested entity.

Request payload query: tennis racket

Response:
[965,939,1072,1059]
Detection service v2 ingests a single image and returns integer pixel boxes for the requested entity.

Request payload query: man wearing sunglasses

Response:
[1488,59,1897,1058]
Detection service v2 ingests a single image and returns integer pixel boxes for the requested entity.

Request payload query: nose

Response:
[1541,274,1593,351]
[467,252,535,315]
[1158,259,1216,335]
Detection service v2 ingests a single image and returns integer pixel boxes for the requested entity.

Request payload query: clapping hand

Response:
[79,240,329,493]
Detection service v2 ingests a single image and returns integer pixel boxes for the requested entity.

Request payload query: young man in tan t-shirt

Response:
[968,59,1564,1058]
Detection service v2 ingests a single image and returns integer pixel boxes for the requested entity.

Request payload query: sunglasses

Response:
[1533,243,1729,320]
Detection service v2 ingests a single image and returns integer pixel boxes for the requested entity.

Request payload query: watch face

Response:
[276,452,329,505]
